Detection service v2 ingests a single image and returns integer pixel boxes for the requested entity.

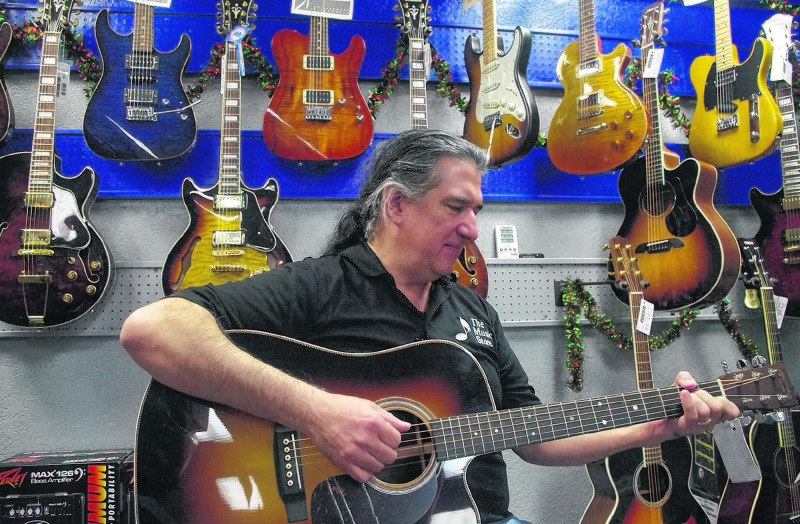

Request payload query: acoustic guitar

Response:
[162,0,291,296]
[688,0,782,169]
[749,13,800,318]
[0,21,15,145]
[83,3,197,161]
[548,0,649,176]
[262,12,373,161]
[395,0,489,298]
[463,0,539,167]
[133,329,797,524]
[612,2,740,311]
[0,0,112,328]
[581,237,707,524]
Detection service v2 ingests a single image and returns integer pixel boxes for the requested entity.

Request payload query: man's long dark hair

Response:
[323,130,489,256]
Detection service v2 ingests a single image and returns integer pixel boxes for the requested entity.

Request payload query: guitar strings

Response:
[270,374,777,472]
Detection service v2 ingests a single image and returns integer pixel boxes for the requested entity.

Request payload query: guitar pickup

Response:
[127,107,157,122]
[124,88,158,105]
[783,228,800,244]
[24,191,53,208]
[305,106,332,121]
[481,82,500,94]
[634,238,685,254]
[211,231,245,247]
[125,54,159,71]
[303,55,333,71]
[21,229,51,246]
[303,90,333,105]
[717,114,739,132]
[214,193,246,211]
[783,196,800,211]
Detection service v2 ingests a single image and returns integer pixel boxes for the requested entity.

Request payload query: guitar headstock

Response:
[394,0,432,40]
[762,12,794,84]
[638,1,665,55]
[216,0,258,36]
[719,361,798,412]
[39,0,80,33]
[606,237,646,294]
[738,238,771,290]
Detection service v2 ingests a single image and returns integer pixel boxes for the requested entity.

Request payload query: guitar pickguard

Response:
[701,42,765,112]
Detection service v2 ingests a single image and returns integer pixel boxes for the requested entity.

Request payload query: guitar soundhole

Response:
[633,461,673,508]
[772,446,800,489]
[639,184,676,218]
[372,397,438,492]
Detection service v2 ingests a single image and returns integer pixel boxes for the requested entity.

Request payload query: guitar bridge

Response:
[716,114,739,132]
[635,238,685,254]
[273,425,308,522]
[305,106,332,121]
[210,264,247,272]
[18,273,53,284]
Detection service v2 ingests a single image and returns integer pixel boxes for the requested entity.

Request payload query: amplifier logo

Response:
[0,467,27,488]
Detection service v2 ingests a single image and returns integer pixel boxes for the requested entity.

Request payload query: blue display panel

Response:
[0,0,787,201]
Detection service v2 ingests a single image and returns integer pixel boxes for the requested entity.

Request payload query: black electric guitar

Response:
[688,0,782,168]
[133,329,797,524]
[581,238,708,524]
[83,2,197,161]
[162,0,291,295]
[750,13,800,318]
[0,21,15,145]
[463,0,539,167]
[731,240,800,523]
[612,1,740,311]
[395,0,489,298]
[0,0,112,327]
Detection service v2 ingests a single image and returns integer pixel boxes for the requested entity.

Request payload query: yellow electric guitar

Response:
[688,0,782,169]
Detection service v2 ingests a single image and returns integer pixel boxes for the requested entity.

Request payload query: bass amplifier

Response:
[0,493,84,524]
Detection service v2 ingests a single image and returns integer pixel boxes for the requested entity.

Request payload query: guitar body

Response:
[689,432,731,522]
[688,39,782,169]
[262,29,373,161]
[716,479,759,524]
[613,155,740,310]
[749,412,800,523]
[581,439,707,524]
[0,21,15,144]
[0,151,112,327]
[135,332,494,524]
[83,9,197,162]
[463,26,540,167]
[750,187,800,317]
[453,239,489,298]
[549,39,649,175]
[162,177,291,295]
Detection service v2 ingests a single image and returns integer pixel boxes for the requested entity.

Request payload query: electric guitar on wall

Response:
[581,238,707,524]
[262,11,373,161]
[0,0,112,328]
[547,0,649,176]
[612,2,740,311]
[749,13,800,318]
[134,329,797,524]
[463,0,540,167]
[396,0,489,298]
[0,21,15,145]
[688,0,782,169]
[162,0,291,296]
[83,2,197,162]
[727,240,800,524]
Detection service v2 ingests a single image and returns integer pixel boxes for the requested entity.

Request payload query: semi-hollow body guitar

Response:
[548,0,649,176]
[0,0,111,327]
[134,329,797,524]
[688,0,782,169]
[0,21,15,145]
[83,5,197,162]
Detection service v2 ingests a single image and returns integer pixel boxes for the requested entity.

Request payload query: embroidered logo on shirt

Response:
[456,317,494,347]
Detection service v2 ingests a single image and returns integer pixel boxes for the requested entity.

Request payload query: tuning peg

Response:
[427,16,432,22]
[601,243,610,251]
[392,3,400,9]
[426,5,431,12]
[641,280,650,289]
[249,12,257,21]
[631,39,641,48]
[215,21,224,35]
[395,13,401,20]
[252,3,258,11]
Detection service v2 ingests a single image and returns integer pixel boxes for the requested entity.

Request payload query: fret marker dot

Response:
[569,416,575,421]
[633,405,639,411]
[601,420,608,425]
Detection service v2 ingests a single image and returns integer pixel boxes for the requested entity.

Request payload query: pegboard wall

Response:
[0,0,787,203]
[0,258,756,336]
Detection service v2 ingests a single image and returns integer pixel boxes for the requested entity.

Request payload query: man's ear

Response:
[384,188,405,220]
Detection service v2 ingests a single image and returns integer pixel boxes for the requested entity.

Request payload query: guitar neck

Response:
[429,377,724,461]
[218,41,243,195]
[132,3,155,52]
[578,0,599,65]
[409,35,428,129]
[309,15,329,57]
[642,65,665,188]
[712,0,735,71]
[774,81,800,201]
[480,0,498,64]
[30,30,62,193]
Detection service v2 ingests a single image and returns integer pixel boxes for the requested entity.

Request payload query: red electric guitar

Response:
[262,11,373,160]
[611,2,740,311]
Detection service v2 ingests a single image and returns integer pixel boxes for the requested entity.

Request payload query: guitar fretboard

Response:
[132,3,155,52]
[480,0,498,65]
[309,16,329,59]
[642,50,665,191]
[712,0,735,72]
[29,30,62,195]
[429,379,722,461]
[577,0,599,65]
[775,82,800,201]
[409,35,428,129]
[218,41,243,198]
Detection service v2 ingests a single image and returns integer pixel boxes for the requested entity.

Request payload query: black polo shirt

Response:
[175,241,540,523]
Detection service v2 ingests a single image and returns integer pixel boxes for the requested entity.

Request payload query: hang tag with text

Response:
[130,0,173,7]
[57,61,70,97]
[642,48,664,79]
[226,25,251,77]
[775,295,788,328]
[636,299,655,335]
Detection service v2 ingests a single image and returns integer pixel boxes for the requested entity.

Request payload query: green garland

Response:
[714,299,760,360]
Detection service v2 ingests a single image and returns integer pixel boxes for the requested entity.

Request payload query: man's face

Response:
[398,156,484,280]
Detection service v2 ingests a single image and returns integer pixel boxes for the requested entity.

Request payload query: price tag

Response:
[292,0,353,20]
[130,0,173,7]
[57,61,70,97]
[226,26,251,77]
[636,299,655,335]
[775,295,788,329]
[642,48,664,79]
[682,0,708,5]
